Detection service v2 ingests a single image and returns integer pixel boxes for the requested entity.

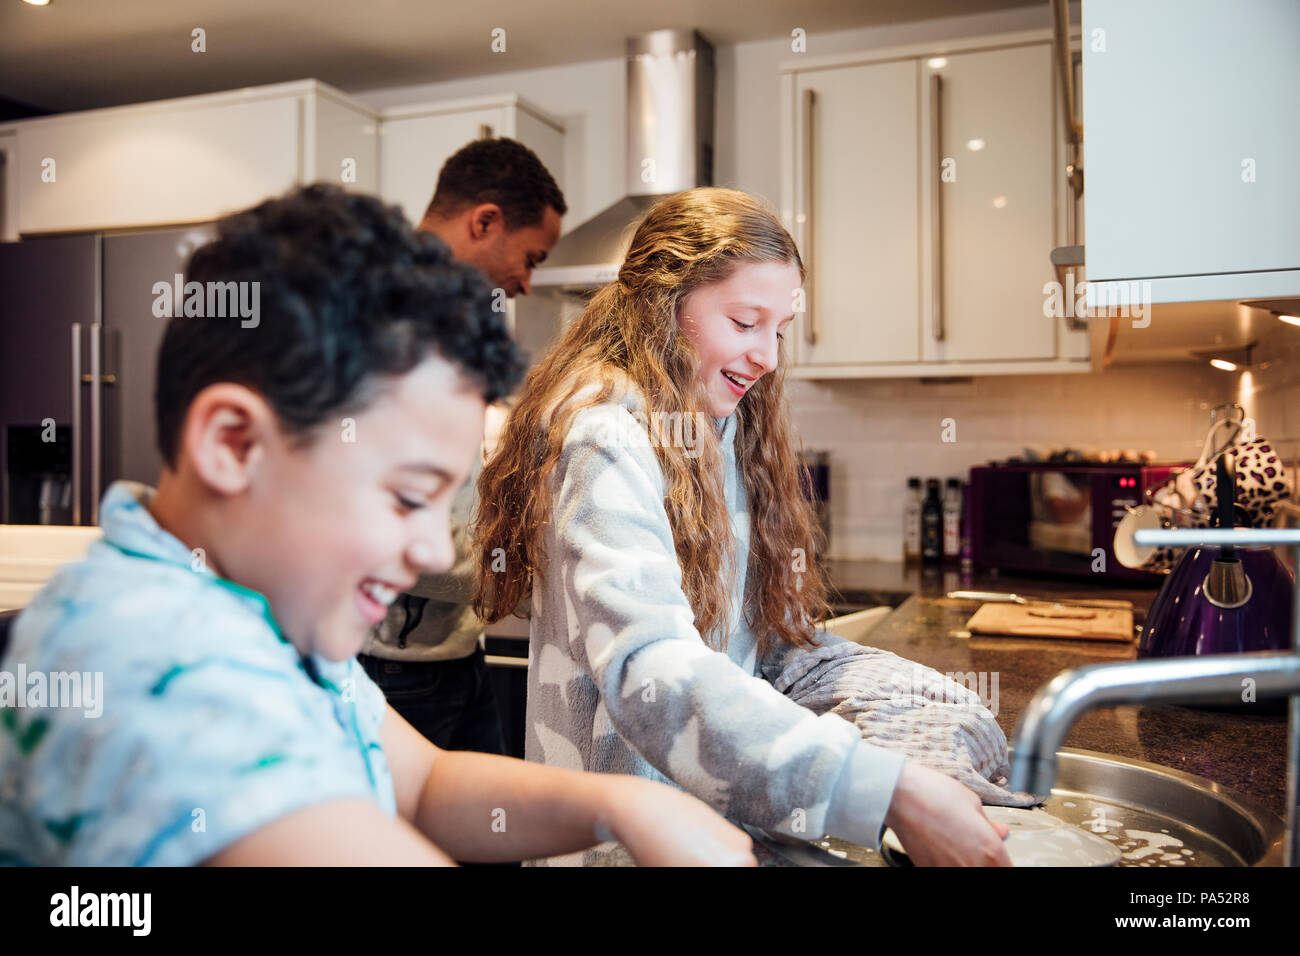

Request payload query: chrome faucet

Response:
[1007,526,1300,867]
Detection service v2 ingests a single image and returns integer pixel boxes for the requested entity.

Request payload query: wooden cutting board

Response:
[965,602,1135,642]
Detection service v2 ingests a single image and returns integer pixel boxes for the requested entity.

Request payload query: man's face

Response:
[231,355,485,662]
[677,260,800,419]
[472,205,562,298]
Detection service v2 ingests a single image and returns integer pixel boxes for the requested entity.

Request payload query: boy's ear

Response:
[181,383,276,495]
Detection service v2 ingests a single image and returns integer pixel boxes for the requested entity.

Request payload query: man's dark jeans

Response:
[357,646,507,755]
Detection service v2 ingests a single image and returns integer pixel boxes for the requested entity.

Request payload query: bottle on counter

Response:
[943,477,963,566]
[959,479,974,575]
[903,476,923,565]
[921,478,943,564]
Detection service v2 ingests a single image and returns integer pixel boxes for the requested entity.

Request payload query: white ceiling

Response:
[0,0,1043,113]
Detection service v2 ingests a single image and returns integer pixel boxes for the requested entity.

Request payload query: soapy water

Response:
[1026,796,1230,867]
[813,794,1240,866]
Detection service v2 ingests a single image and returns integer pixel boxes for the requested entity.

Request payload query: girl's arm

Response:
[536,403,905,849]
[757,629,1035,806]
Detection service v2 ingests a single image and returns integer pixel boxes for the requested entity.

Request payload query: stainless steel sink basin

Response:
[747,748,1285,867]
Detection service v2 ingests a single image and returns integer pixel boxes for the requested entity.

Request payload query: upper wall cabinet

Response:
[780,31,1089,378]
[379,95,565,227]
[2,80,378,235]
[1083,0,1300,304]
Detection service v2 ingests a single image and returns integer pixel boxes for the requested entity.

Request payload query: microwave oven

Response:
[968,461,1190,581]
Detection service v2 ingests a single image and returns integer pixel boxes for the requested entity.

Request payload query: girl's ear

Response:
[180,383,275,495]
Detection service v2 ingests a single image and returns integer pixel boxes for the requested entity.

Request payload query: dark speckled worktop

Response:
[822,559,1289,821]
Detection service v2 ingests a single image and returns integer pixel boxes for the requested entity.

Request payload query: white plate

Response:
[883,806,1121,867]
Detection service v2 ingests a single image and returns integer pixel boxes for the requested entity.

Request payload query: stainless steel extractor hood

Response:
[532,29,715,292]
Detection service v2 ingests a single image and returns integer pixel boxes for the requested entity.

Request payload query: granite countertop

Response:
[822,558,1289,821]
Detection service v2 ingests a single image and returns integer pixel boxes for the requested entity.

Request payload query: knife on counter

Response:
[947,590,1134,610]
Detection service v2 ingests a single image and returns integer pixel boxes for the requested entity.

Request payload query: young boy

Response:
[0,184,755,866]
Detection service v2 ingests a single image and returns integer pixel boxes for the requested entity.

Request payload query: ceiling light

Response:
[23,0,51,6]
[991,195,1008,209]
[927,57,947,69]
[1279,314,1300,326]
[967,139,986,151]
[1210,359,1238,371]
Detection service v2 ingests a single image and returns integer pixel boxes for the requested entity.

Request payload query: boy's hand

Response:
[883,762,1013,866]
[600,777,757,866]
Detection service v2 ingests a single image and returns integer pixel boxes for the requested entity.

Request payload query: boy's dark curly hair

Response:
[155,182,524,468]
[424,137,567,230]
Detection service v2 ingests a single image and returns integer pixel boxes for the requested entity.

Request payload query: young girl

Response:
[473,188,1029,866]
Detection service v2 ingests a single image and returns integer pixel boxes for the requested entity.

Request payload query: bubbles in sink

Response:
[1041,797,1229,866]
[1120,829,1192,864]
[1126,829,1184,849]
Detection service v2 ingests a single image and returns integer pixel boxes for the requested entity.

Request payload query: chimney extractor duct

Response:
[532,29,715,291]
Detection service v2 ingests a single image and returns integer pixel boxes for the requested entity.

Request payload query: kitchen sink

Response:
[827,590,912,615]
[820,591,911,643]
[747,748,1285,867]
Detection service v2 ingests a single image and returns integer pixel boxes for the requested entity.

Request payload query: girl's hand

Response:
[601,777,757,866]
[883,762,1013,866]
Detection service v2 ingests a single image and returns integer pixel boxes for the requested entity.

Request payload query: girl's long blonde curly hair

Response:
[471,187,829,654]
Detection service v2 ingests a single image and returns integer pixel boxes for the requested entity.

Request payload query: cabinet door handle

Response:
[929,72,945,342]
[70,323,82,526]
[800,87,817,346]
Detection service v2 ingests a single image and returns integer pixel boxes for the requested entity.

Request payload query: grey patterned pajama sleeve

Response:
[522,377,1033,866]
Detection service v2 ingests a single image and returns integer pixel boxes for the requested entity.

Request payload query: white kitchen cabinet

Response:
[920,44,1058,362]
[1083,0,1300,303]
[10,80,378,234]
[781,31,1089,378]
[379,95,564,228]
[790,61,921,366]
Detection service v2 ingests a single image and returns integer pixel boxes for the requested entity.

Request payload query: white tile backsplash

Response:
[789,361,1255,560]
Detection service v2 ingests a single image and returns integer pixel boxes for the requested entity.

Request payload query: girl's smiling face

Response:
[676,260,800,418]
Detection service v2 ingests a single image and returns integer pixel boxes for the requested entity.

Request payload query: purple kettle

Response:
[1139,452,1294,664]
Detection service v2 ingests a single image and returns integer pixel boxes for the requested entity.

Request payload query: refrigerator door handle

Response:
[71,322,83,525]
[90,322,103,526]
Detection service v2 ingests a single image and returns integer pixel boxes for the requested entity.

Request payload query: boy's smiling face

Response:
[180,355,487,662]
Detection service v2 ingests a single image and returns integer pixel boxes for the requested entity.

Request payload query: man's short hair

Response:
[424,137,567,231]
[154,183,524,469]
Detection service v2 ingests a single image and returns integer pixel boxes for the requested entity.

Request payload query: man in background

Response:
[358,137,565,755]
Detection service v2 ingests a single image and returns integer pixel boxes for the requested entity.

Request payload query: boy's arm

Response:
[204,704,621,866]
[199,706,636,866]
[202,799,456,866]
[381,704,754,864]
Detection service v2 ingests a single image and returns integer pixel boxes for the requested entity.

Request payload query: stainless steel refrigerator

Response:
[0,224,215,525]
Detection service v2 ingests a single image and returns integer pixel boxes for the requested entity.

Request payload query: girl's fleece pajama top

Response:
[523,371,1033,866]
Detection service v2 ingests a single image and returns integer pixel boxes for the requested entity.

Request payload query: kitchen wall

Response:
[353,2,1292,561]
[1237,324,1300,463]
[787,365,1234,559]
